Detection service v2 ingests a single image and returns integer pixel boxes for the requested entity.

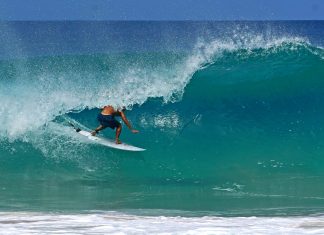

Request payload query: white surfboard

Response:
[69,122,145,152]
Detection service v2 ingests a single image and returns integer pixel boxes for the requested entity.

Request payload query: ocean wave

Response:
[0,35,321,140]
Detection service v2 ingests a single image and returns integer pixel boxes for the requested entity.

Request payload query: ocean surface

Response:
[1,21,324,234]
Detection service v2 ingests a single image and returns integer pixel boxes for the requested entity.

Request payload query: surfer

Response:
[91,106,139,144]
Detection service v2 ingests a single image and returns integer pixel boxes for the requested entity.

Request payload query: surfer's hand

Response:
[131,129,139,134]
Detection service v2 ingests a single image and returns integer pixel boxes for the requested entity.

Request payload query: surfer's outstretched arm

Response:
[120,111,139,133]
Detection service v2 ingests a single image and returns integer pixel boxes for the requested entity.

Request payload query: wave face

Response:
[1,21,324,215]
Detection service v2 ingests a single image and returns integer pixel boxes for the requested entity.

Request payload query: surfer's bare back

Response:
[91,105,139,144]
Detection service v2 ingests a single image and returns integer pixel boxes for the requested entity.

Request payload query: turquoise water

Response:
[0,21,324,217]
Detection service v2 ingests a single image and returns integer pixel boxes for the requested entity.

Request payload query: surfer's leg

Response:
[115,124,122,144]
[91,125,106,136]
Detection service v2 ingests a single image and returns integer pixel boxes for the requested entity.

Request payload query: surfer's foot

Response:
[91,131,97,136]
[116,139,122,144]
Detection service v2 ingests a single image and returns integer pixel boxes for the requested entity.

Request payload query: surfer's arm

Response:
[120,111,139,133]
[120,111,132,129]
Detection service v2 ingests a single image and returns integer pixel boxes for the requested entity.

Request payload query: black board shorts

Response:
[97,114,120,129]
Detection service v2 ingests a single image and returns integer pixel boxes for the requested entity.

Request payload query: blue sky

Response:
[0,0,323,20]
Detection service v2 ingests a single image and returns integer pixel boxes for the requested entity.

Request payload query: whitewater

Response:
[1,21,324,234]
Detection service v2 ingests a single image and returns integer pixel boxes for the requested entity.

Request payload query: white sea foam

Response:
[0,211,324,235]
[140,112,181,130]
